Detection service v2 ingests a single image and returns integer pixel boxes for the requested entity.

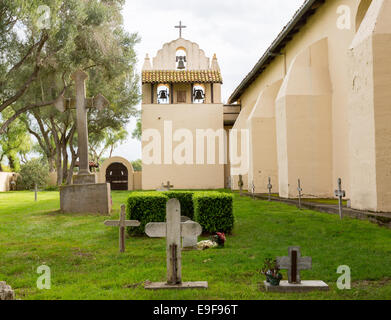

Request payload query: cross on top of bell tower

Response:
[175,21,187,38]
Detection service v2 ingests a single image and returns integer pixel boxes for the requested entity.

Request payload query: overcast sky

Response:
[114,0,304,161]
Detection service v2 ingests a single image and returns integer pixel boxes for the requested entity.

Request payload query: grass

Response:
[0,190,390,300]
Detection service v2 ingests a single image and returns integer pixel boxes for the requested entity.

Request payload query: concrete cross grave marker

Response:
[238,175,244,196]
[265,247,329,293]
[104,205,140,253]
[277,247,312,284]
[267,177,273,201]
[55,70,110,185]
[251,181,256,200]
[181,216,198,250]
[297,179,303,209]
[334,178,346,220]
[144,199,207,290]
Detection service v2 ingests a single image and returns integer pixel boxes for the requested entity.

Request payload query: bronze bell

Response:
[176,56,186,70]
[158,89,168,102]
[193,89,205,102]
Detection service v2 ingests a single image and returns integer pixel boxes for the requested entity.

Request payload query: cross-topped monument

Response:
[144,199,207,289]
[104,205,140,253]
[57,70,112,215]
[55,70,109,184]
[175,21,187,38]
[334,178,346,220]
[277,247,312,284]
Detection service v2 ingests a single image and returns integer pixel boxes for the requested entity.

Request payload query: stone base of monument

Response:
[264,280,329,293]
[60,183,111,215]
[145,281,208,290]
[0,282,15,300]
[73,173,97,185]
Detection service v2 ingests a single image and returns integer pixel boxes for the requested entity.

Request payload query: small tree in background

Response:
[131,159,142,172]
[18,159,49,190]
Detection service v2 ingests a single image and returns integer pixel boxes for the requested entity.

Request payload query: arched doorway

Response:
[106,163,128,190]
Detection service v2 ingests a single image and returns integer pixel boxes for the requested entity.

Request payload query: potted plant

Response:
[261,257,283,286]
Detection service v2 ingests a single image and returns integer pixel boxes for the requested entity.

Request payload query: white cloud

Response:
[114,0,304,161]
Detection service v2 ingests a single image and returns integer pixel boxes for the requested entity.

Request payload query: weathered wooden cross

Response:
[277,247,312,284]
[251,181,256,200]
[238,175,244,196]
[54,70,109,182]
[145,199,207,289]
[104,205,140,253]
[267,177,273,201]
[334,178,346,220]
[163,181,174,191]
[297,179,303,209]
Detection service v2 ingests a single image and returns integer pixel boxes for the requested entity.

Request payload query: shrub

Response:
[165,191,195,220]
[193,192,234,234]
[17,159,49,191]
[126,192,169,236]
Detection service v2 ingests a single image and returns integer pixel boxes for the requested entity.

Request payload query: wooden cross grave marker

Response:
[163,181,174,191]
[251,181,256,200]
[267,177,273,201]
[277,247,312,284]
[334,178,346,220]
[265,247,329,292]
[144,199,207,290]
[238,175,244,196]
[297,179,303,209]
[104,205,140,253]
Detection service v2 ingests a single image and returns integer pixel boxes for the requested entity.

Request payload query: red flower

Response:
[216,232,226,242]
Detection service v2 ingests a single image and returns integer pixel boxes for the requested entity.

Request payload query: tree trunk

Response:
[56,148,63,186]
[62,144,68,184]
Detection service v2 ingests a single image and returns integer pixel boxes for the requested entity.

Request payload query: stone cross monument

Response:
[57,70,112,215]
[267,177,273,201]
[144,199,207,290]
[334,178,346,220]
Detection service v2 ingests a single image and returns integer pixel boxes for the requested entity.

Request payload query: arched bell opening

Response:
[157,84,170,104]
[193,84,206,104]
[176,47,187,70]
[106,162,128,191]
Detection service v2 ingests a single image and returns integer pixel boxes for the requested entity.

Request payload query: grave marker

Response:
[265,246,329,293]
[145,199,207,289]
[267,177,273,201]
[334,178,346,220]
[104,205,140,253]
[238,175,244,196]
[297,179,303,209]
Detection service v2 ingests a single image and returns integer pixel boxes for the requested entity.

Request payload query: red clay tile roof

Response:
[142,70,223,84]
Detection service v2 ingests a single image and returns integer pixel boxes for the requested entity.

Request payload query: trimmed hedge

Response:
[126,191,234,236]
[193,192,234,234]
[165,191,194,220]
[126,192,168,236]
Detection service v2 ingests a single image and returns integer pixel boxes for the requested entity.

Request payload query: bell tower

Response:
[141,24,225,190]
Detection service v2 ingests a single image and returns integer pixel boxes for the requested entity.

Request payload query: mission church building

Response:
[141,23,237,190]
[229,0,391,213]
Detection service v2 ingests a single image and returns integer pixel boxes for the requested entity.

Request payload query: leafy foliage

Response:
[193,192,234,234]
[17,158,49,190]
[165,191,195,220]
[126,192,168,236]
[131,159,142,172]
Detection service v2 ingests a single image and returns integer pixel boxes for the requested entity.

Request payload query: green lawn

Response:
[0,191,390,300]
